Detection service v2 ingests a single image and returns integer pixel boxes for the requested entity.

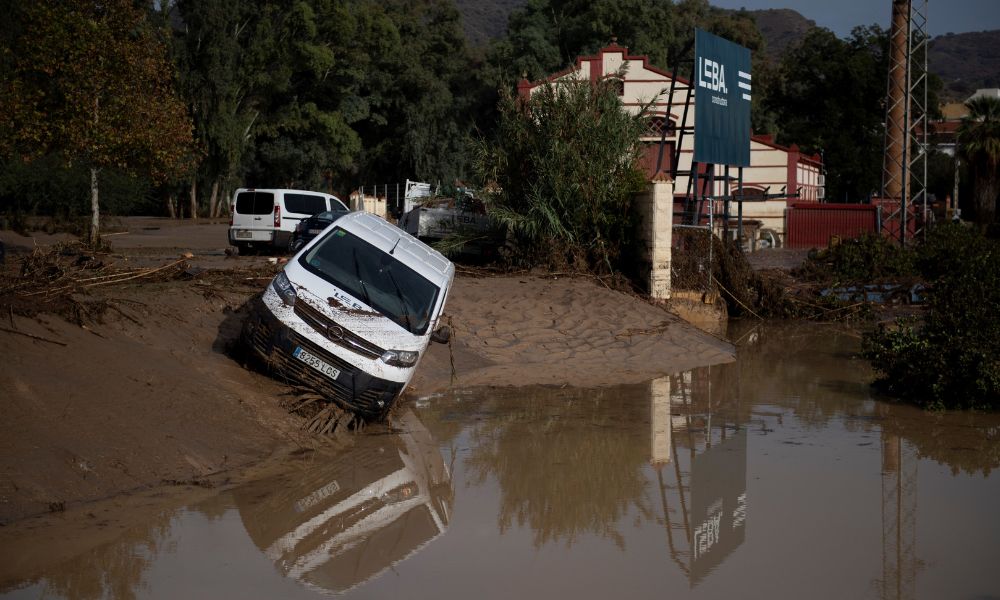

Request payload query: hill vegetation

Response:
[455,1,1000,99]
[929,30,1000,100]
[737,8,816,60]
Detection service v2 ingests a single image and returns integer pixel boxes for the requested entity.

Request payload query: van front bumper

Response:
[241,298,403,420]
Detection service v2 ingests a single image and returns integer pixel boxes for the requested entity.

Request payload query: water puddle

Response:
[2,323,999,599]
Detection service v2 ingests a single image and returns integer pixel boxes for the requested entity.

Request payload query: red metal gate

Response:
[786,203,879,249]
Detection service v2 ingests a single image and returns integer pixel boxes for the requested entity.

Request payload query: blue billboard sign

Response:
[693,29,752,167]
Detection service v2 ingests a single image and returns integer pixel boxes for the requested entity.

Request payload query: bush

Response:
[863,225,1000,409]
[798,233,916,282]
[474,73,648,273]
[672,229,791,317]
[913,221,990,281]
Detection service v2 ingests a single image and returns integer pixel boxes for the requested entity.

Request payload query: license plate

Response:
[293,346,341,380]
[235,229,252,239]
[308,228,323,234]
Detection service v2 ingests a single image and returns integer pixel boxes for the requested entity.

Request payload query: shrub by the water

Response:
[474,73,648,274]
[863,224,1000,409]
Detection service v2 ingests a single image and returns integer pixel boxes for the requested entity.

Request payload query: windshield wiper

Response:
[352,247,373,307]
[386,268,413,332]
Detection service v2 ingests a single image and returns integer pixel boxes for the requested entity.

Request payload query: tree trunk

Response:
[974,165,998,226]
[89,97,101,246]
[208,179,220,218]
[89,167,100,246]
[189,179,198,220]
[166,193,177,219]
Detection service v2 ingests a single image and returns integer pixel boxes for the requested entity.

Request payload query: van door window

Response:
[236,191,274,215]
[254,192,275,214]
[284,194,327,215]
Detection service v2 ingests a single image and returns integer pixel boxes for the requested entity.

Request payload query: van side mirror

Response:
[431,325,451,344]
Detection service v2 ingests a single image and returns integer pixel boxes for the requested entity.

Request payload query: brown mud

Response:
[0,220,733,524]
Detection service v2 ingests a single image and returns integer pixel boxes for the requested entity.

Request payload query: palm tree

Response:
[958,96,1000,226]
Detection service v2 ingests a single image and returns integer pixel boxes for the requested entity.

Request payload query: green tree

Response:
[488,0,764,83]
[0,0,195,243]
[166,0,269,218]
[488,0,674,83]
[958,95,1000,226]
[238,0,361,191]
[329,0,483,185]
[193,0,480,192]
[767,26,887,203]
[475,74,649,272]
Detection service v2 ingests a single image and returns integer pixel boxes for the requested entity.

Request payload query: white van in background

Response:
[242,211,454,420]
[229,188,348,253]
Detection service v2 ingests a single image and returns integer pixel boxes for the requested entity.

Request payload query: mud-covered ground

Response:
[0,218,733,524]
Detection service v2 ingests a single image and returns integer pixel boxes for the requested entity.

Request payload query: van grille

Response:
[245,314,394,418]
[293,300,385,360]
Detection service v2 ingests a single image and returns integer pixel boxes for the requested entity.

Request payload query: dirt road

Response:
[0,220,733,523]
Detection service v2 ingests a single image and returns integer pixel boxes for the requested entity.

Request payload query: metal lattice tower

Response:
[880,0,930,245]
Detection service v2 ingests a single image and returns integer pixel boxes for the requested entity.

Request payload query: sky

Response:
[710,0,1000,37]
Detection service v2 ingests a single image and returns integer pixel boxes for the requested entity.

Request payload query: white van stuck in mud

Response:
[242,211,454,420]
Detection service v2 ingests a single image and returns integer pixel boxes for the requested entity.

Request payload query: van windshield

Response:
[299,228,439,335]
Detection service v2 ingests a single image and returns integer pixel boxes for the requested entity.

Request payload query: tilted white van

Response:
[229,188,348,253]
[242,211,454,420]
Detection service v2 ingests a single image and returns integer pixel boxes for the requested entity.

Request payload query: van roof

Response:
[337,212,454,287]
[235,188,335,196]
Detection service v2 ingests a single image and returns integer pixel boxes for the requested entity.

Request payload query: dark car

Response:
[288,209,349,253]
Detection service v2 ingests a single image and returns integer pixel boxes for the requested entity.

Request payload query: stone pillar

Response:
[635,172,674,300]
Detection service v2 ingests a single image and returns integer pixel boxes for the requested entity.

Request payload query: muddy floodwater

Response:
[3,323,1000,599]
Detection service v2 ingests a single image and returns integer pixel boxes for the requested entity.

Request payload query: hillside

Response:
[749,8,816,60]
[929,30,1000,100]
[452,1,999,101]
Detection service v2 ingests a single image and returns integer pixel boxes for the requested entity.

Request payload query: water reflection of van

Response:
[242,211,454,420]
[233,409,452,595]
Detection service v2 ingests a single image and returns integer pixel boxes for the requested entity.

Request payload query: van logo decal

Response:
[328,294,378,316]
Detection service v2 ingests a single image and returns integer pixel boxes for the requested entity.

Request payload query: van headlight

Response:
[380,349,419,367]
[271,271,297,306]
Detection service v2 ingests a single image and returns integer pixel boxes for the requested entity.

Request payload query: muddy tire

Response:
[289,237,305,254]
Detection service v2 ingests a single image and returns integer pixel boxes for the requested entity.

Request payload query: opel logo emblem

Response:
[326,325,344,341]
